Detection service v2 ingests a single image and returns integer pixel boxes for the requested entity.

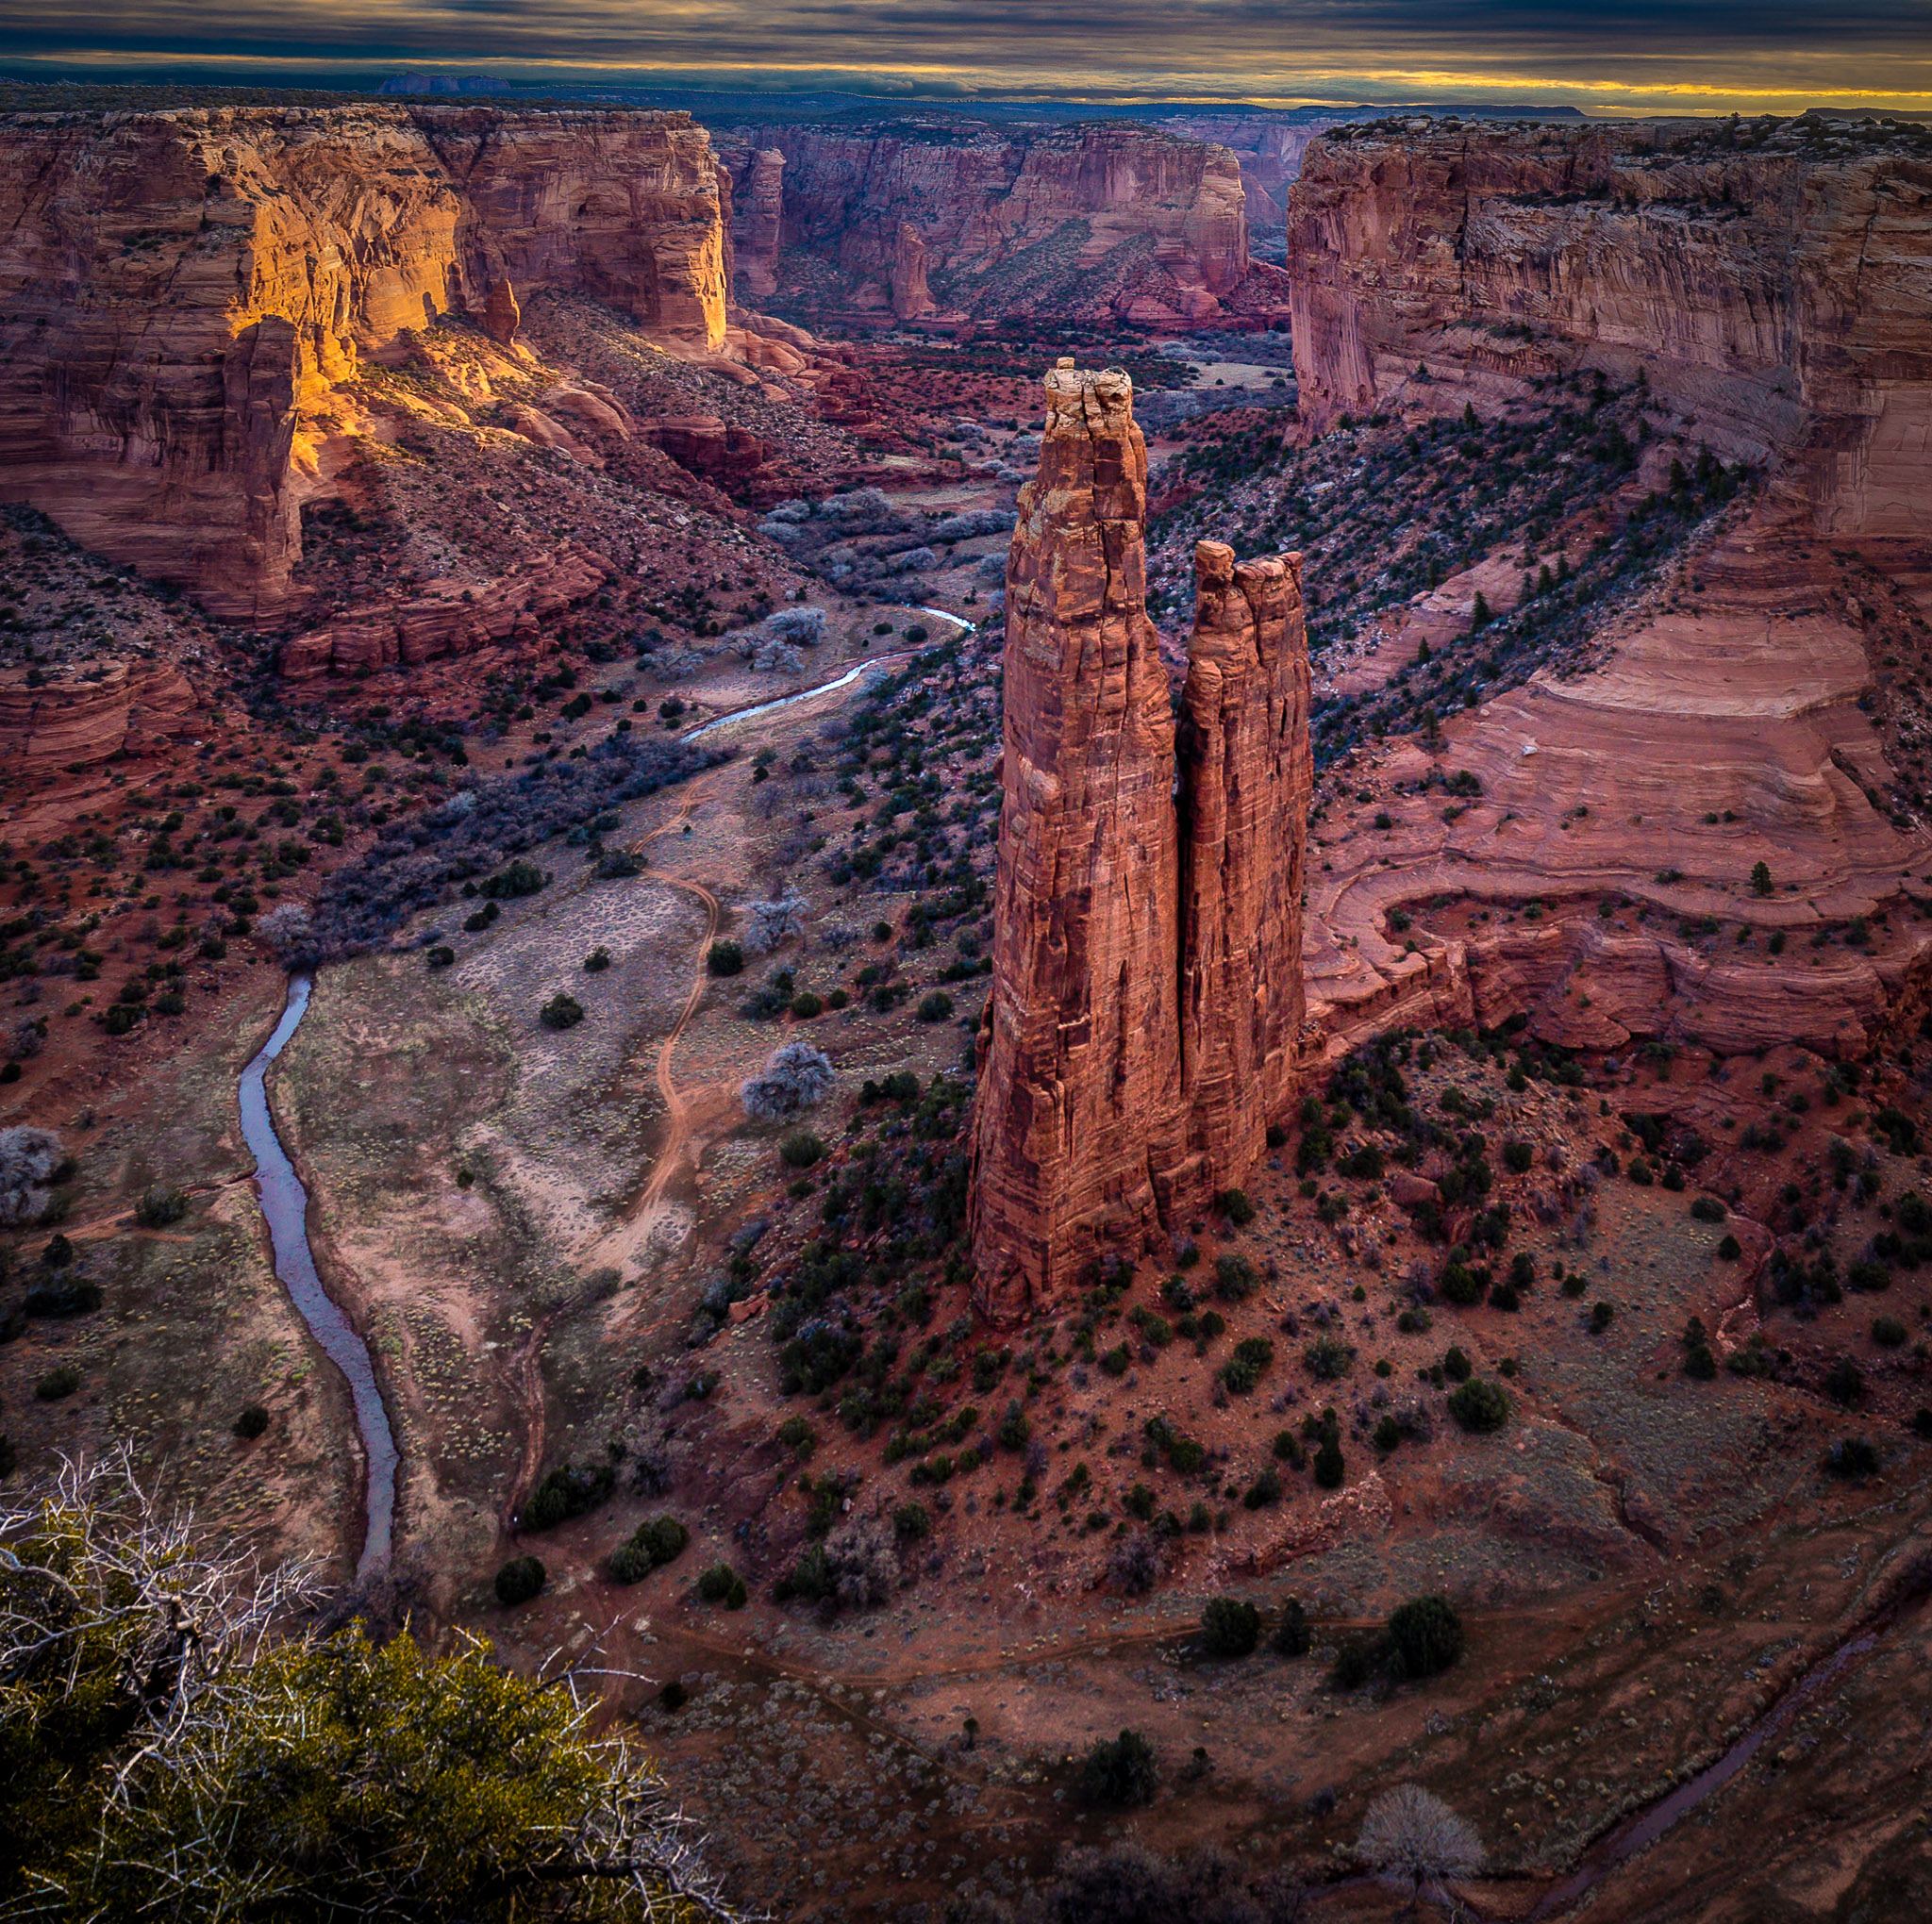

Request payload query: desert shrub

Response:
[1358,1783,1482,1904]
[916,991,955,1023]
[1305,1335,1354,1380]
[426,944,456,969]
[231,1404,269,1440]
[743,894,809,954]
[540,993,584,1031]
[1214,1254,1257,1302]
[789,990,823,1019]
[740,1042,835,1121]
[1447,1378,1510,1433]
[23,1279,100,1319]
[707,940,744,976]
[1272,1598,1311,1657]
[583,946,611,973]
[1080,1730,1158,1807]
[256,902,317,968]
[135,1184,188,1228]
[891,1501,931,1542]
[1690,1195,1726,1222]
[1201,1597,1261,1658]
[1873,1315,1908,1349]
[1824,1436,1881,1480]
[1502,1140,1533,1173]
[34,1365,80,1401]
[1101,1524,1158,1596]
[1718,1233,1742,1260]
[479,858,546,901]
[1825,1355,1865,1405]
[1313,1435,1344,1488]
[493,1554,545,1606]
[0,1127,65,1226]
[1214,1187,1257,1225]
[779,1130,824,1169]
[696,1562,748,1609]
[522,1461,616,1532]
[1221,1336,1274,1394]
[608,1516,689,1583]
[1386,1595,1464,1678]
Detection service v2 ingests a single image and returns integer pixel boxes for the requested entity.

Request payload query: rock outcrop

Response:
[1178,542,1313,1185]
[0,661,200,767]
[714,122,1259,329]
[0,105,728,617]
[278,540,610,681]
[1284,116,1932,538]
[970,364,1311,1318]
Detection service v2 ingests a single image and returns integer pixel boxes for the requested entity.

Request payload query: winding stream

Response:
[240,973,398,1579]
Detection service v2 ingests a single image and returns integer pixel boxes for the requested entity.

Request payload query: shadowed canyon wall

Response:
[0,105,729,617]
[714,123,1257,329]
[1285,118,1932,538]
[969,362,1310,1319]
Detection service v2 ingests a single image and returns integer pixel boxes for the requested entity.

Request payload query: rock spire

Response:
[969,361,1312,1319]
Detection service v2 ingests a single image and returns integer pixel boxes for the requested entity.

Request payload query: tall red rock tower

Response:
[1178,541,1312,1180]
[969,368,1313,1321]
[967,360,1190,1319]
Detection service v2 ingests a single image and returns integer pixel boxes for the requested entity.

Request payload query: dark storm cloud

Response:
[5,0,1928,109]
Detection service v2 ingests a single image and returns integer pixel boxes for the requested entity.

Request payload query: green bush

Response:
[1447,1378,1510,1433]
[1385,1594,1464,1678]
[916,991,955,1022]
[583,947,611,973]
[479,858,546,899]
[522,1462,616,1532]
[1201,1597,1260,1657]
[892,1501,931,1541]
[1717,1233,1742,1260]
[707,940,744,976]
[1304,1335,1354,1380]
[696,1562,747,1609]
[779,1130,824,1169]
[494,1555,545,1606]
[776,1416,817,1458]
[232,1403,269,1440]
[1690,1195,1726,1222]
[789,991,824,1020]
[540,993,585,1031]
[1873,1316,1908,1349]
[136,1185,188,1229]
[1590,1301,1615,1333]
[1272,1598,1311,1657]
[1214,1254,1257,1301]
[1079,1729,1158,1806]
[426,944,456,969]
[34,1365,79,1401]
[1502,1140,1533,1173]
[1824,1436,1880,1480]
[1220,1336,1274,1394]
[1213,1187,1256,1226]
[1313,1435,1344,1489]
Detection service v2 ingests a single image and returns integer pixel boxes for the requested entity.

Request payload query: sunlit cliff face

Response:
[13,0,1932,117]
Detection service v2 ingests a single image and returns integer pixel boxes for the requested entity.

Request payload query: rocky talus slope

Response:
[0,104,731,616]
[714,121,1285,330]
[969,363,1309,1317]
[1276,115,1932,1056]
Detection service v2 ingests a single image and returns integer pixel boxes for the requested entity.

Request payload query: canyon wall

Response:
[0,105,729,617]
[970,363,1310,1319]
[1284,117,1932,538]
[713,122,1254,328]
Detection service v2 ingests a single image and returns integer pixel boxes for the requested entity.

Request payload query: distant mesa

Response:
[967,360,1311,1318]
[377,75,512,95]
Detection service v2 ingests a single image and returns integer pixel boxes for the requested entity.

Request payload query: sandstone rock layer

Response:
[1179,541,1313,1186]
[969,364,1189,1318]
[971,368,1312,1318]
[0,105,728,615]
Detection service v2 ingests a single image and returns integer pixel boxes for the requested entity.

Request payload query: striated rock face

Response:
[278,540,610,681]
[1177,541,1313,1186]
[719,146,786,299]
[716,122,1254,329]
[970,366,1312,1318]
[1284,120,1932,537]
[0,104,728,616]
[0,661,200,767]
[969,363,1189,1318]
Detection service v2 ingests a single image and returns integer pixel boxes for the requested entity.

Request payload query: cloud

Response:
[5,0,1929,111]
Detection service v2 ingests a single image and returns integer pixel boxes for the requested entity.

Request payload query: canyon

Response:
[0,103,731,617]
[3,92,1932,1924]
[967,361,1310,1318]
[713,119,1287,330]
[1273,114,1932,1061]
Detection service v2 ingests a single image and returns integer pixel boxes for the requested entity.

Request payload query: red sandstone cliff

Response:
[970,367,1312,1316]
[714,122,1255,329]
[1178,541,1313,1186]
[1284,118,1932,539]
[0,105,729,617]
[968,362,1191,1318]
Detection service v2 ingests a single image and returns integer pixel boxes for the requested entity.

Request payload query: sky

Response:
[5,0,1930,115]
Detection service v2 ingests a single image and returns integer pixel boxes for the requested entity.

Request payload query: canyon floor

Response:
[3,310,1931,1924]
